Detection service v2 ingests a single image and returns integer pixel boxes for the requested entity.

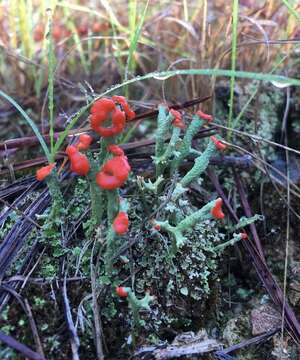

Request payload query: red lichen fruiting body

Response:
[172,117,185,129]
[69,152,90,176]
[103,156,131,181]
[241,232,248,240]
[52,24,67,42]
[210,136,227,151]
[113,212,129,235]
[36,163,55,181]
[116,286,128,298]
[196,109,213,122]
[90,99,125,137]
[77,134,93,150]
[96,172,123,190]
[170,109,185,129]
[107,144,125,156]
[211,198,225,219]
[170,109,182,120]
[111,108,126,134]
[112,95,135,121]
[66,145,78,157]
[77,23,88,36]
[66,146,90,176]
[91,98,115,114]
[96,156,131,190]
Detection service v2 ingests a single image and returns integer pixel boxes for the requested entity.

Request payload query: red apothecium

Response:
[96,156,131,190]
[112,95,135,121]
[66,145,90,176]
[170,109,185,129]
[116,286,128,298]
[77,134,93,150]
[196,109,213,122]
[36,163,55,181]
[90,98,126,137]
[107,144,124,156]
[210,136,227,151]
[113,212,129,235]
[211,198,225,219]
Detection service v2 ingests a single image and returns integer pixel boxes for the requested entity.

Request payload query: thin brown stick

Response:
[91,242,105,360]
[281,84,291,349]
[24,299,45,358]
[135,339,221,359]
[0,285,45,357]
[215,327,279,357]
[62,276,80,360]
[0,126,216,175]
[0,96,211,152]
[233,172,265,261]
[2,275,87,284]
[0,331,46,360]
[0,197,42,229]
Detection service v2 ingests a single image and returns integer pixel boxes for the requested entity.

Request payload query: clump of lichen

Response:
[0,104,258,358]
[118,186,226,336]
[106,105,257,346]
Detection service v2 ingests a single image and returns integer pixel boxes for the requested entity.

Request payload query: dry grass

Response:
[1,2,300,358]
[0,1,299,102]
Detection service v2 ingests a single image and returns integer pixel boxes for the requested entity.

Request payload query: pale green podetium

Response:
[119,287,154,346]
[155,198,218,253]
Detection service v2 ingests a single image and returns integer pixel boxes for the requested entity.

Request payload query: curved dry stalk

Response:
[62,275,80,360]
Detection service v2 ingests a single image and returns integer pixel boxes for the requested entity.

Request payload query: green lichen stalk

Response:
[122,288,154,345]
[155,105,173,178]
[106,189,119,224]
[87,155,104,226]
[154,126,181,174]
[105,189,119,275]
[155,198,217,251]
[172,140,217,200]
[213,232,246,251]
[105,227,116,275]
[46,172,64,220]
[180,140,216,188]
[170,113,204,174]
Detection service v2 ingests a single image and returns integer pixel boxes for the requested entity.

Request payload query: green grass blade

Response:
[46,10,56,162]
[233,55,289,129]
[58,1,155,49]
[0,89,51,161]
[53,68,300,153]
[281,0,300,23]
[64,6,89,74]
[126,0,137,81]
[100,0,127,33]
[227,0,239,141]
[18,0,34,59]
[125,0,149,89]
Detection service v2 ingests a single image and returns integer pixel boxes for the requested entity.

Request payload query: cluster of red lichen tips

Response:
[36,96,135,184]
[90,96,135,138]
[113,212,129,235]
[116,286,128,298]
[96,154,131,190]
[211,198,225,219]
[36,163,56,181]
[65,145,90,176]
[170,109,185,129]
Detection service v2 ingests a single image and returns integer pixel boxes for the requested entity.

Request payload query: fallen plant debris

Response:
[1,99,261,358]
[1,1,300,359]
